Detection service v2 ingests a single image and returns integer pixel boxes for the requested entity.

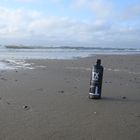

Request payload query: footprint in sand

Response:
[58,90,64,94]
[0,77,7,81]
[23,105,30,111]
[37,88,44,92]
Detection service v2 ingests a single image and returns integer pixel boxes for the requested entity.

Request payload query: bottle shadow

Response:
[101,96,140,103]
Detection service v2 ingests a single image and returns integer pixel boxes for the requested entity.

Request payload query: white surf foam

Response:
[0,59,34,70]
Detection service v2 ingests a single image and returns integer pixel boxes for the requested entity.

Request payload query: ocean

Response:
[0,45,140,59]
[0,45,140,69]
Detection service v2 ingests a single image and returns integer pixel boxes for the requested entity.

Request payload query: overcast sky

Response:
[0,0,140,47]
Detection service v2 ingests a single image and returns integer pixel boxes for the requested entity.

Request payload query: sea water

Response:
[0,45,140,60]
[0,45,140,69]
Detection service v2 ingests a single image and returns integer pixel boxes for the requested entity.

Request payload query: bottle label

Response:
[92,71,99,81]
[94,86,99,95]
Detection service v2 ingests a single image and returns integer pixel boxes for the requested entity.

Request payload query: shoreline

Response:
[1,45,140,60]
[0,54,140,70]
[0,54,140,140]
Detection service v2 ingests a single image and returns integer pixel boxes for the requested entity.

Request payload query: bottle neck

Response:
[96,59,101,66]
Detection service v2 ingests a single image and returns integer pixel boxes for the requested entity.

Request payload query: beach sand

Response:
[0,55,140,140]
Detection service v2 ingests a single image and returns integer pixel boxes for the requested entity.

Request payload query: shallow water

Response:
[0,46,140,60]
[0,46,140,69]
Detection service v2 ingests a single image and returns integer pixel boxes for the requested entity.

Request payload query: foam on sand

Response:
[0,59,34,70]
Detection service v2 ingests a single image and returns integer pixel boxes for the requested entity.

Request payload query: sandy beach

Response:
[0,55,140,140]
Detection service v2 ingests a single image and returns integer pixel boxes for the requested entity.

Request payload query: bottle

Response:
[89,59,104,99]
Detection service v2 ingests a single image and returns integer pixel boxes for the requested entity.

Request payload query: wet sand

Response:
[0,55,140,140]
